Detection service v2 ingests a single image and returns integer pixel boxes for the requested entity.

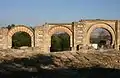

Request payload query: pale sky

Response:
[0,0,120,27]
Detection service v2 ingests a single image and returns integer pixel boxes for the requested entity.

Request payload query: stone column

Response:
[115,20,119,50]
[31,36,34,47]
[7,36,12,48]
[70,36,73,51]
[43,23,50,53]
[72,22,77,51]
[0,28,8,49]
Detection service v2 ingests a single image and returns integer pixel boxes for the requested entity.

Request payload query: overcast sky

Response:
[0,0,120,26]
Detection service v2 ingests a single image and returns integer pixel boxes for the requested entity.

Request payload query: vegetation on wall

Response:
[7,24,15,30]
[50,32,70,52]
[12,32,31,48]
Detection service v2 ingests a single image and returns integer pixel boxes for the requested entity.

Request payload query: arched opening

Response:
[90,28,112,49]
[50,32,70,52]
[8,26,34,48]
[12,31,31,49]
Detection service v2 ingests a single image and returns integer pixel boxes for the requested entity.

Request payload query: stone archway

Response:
[48,26,73,51]
[8,25,34,48]
[86,23,115,47]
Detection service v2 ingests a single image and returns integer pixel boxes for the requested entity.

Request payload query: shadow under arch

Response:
[8,25,34,48]
[50,32,70,52]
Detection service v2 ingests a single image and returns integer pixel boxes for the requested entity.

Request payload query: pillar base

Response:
[115,45,119,51]
[71,47,76,52]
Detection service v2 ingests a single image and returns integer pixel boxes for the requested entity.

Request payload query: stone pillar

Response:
[70,36,73,50]
[0,28,8,49]
[72,22,77,51]
[31,36,34,47]
[7,35,12,48]
[43,23,50,53]
[115,20,120,50]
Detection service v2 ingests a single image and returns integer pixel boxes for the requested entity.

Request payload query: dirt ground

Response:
[0,49,120,78]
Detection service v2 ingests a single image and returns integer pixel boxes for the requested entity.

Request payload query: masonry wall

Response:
[73,20,119,50]
[72,22,85,51]
[116,20,120,50]
[0,20,120,52]
[0,28,8,49]
[35,26,45,52]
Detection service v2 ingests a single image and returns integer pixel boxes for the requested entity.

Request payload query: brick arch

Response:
[8,25,34,48]
[86,22,115,46]
[48,26,73,49]
[48,26,72,36]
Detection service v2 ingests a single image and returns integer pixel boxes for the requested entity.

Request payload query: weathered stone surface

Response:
[20,46,29,49]
[0,20,120,52]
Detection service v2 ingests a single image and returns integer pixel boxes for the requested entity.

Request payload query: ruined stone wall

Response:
[73,20,118,50]
[7,25,34,48]
[35,26,45,52]
[0,28,8,49]
[43,23,73,52]
[72,22,85,51]
[118,21,120,45]
[0,19,120,52]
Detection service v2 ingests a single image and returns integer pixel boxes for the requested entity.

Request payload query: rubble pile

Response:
[0,49,120,78]
[51,50,120,69]
[0,49,120,69]
[0,49,41,61]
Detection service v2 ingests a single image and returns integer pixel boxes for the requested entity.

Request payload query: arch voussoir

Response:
[47,26,73,52]
[86,23,115,46]
[8,25,34,48]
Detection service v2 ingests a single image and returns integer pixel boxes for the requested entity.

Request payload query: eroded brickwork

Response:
[35,26,45,52]
[0,28,8,49]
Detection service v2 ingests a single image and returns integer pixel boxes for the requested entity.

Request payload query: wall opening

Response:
[76,44,83,51]
[50,32,70,52]
[12,31,31,49]
[77,45,79,51]
[90,28,112,49]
